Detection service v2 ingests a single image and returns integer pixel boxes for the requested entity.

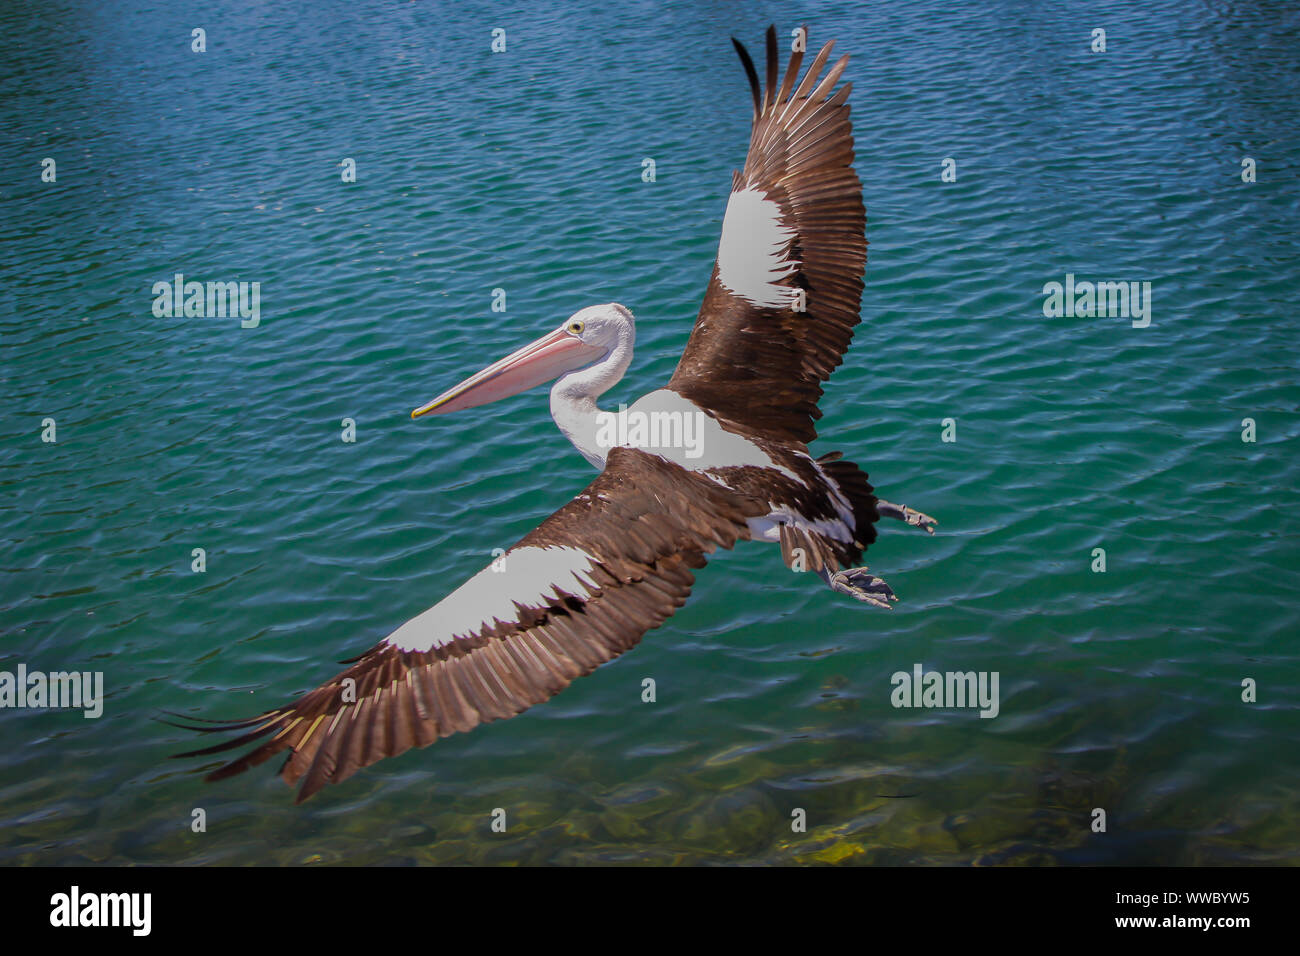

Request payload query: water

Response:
[1,0,1298,865]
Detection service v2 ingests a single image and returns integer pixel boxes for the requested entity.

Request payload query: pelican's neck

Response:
[549,334,633,469]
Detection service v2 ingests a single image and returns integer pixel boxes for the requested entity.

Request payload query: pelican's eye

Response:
[567,319,585,335]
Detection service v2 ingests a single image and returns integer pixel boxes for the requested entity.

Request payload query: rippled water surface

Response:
[2,0,1298,865]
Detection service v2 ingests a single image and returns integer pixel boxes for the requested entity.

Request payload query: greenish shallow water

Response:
[1,0,1298,865]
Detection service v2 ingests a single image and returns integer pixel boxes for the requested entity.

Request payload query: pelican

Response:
[174,26,938,802]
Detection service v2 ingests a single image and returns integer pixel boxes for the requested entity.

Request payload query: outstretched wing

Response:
[668,25,866,445]
[171,448,765,803]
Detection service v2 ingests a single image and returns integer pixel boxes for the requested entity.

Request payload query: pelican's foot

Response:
[826,567,898,609]
[877,499,937,535]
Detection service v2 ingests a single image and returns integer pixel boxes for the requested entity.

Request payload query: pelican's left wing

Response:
[172,447,764,802]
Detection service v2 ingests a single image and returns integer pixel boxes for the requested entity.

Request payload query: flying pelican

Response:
[174,26,937,802]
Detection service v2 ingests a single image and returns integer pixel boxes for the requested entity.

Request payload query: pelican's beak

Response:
[412,327,606,418]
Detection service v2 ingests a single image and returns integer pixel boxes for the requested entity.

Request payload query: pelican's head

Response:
[412,303,635,418]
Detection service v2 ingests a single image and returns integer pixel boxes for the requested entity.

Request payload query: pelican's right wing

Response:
[669,26,866,445]
[172,447,765,802]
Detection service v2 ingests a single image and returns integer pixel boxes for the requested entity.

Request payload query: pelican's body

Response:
[176,26,937,802]
[412,294,921,583]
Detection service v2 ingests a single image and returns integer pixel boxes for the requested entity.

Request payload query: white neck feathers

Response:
[548,325,634,468]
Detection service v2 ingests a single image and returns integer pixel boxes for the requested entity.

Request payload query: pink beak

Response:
[412,327,606,418]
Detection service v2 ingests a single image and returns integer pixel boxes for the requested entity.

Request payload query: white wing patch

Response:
[387,546,600,652]
[716,186,799,308]
[624,389,799,478]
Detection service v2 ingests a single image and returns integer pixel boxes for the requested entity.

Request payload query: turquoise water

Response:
[2,0,1298,864]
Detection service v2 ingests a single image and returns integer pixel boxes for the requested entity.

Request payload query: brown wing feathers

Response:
[670,25,867,445]
[171,449,765,802]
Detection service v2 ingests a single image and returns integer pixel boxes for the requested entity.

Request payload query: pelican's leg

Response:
[819,567,898,609]
[876,499,937,534]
